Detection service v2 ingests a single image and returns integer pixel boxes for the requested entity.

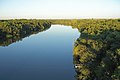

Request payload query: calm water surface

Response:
[0,25,80,80]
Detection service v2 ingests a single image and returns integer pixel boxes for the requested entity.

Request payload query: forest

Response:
[0,19,51,46]
[0,19,120,79]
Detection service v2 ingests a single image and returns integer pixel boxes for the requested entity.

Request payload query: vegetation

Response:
[50,19,120,79]
[0,19,51,46]
[0,19,120,79]
[71,19,120,80]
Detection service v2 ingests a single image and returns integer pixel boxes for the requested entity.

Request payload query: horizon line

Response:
[0,18,120,20]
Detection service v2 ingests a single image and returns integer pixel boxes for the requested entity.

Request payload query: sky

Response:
[0,0,120,19]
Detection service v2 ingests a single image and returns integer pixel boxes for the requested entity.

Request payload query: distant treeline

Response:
[0,19,51,46]
[51,19,120,31]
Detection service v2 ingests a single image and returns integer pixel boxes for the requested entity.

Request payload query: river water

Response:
[0,25,80,80]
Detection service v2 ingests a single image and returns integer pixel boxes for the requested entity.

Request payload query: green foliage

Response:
[0,19,51,46]
[70,19,120,80]
[6,34,12,38]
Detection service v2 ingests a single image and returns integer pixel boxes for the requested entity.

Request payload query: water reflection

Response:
[0,25,80,80]
[0,26,50,47]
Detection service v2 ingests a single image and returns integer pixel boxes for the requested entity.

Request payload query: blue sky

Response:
[0,0,120,19]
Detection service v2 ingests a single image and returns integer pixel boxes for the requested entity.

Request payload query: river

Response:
[0,25,80,80]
